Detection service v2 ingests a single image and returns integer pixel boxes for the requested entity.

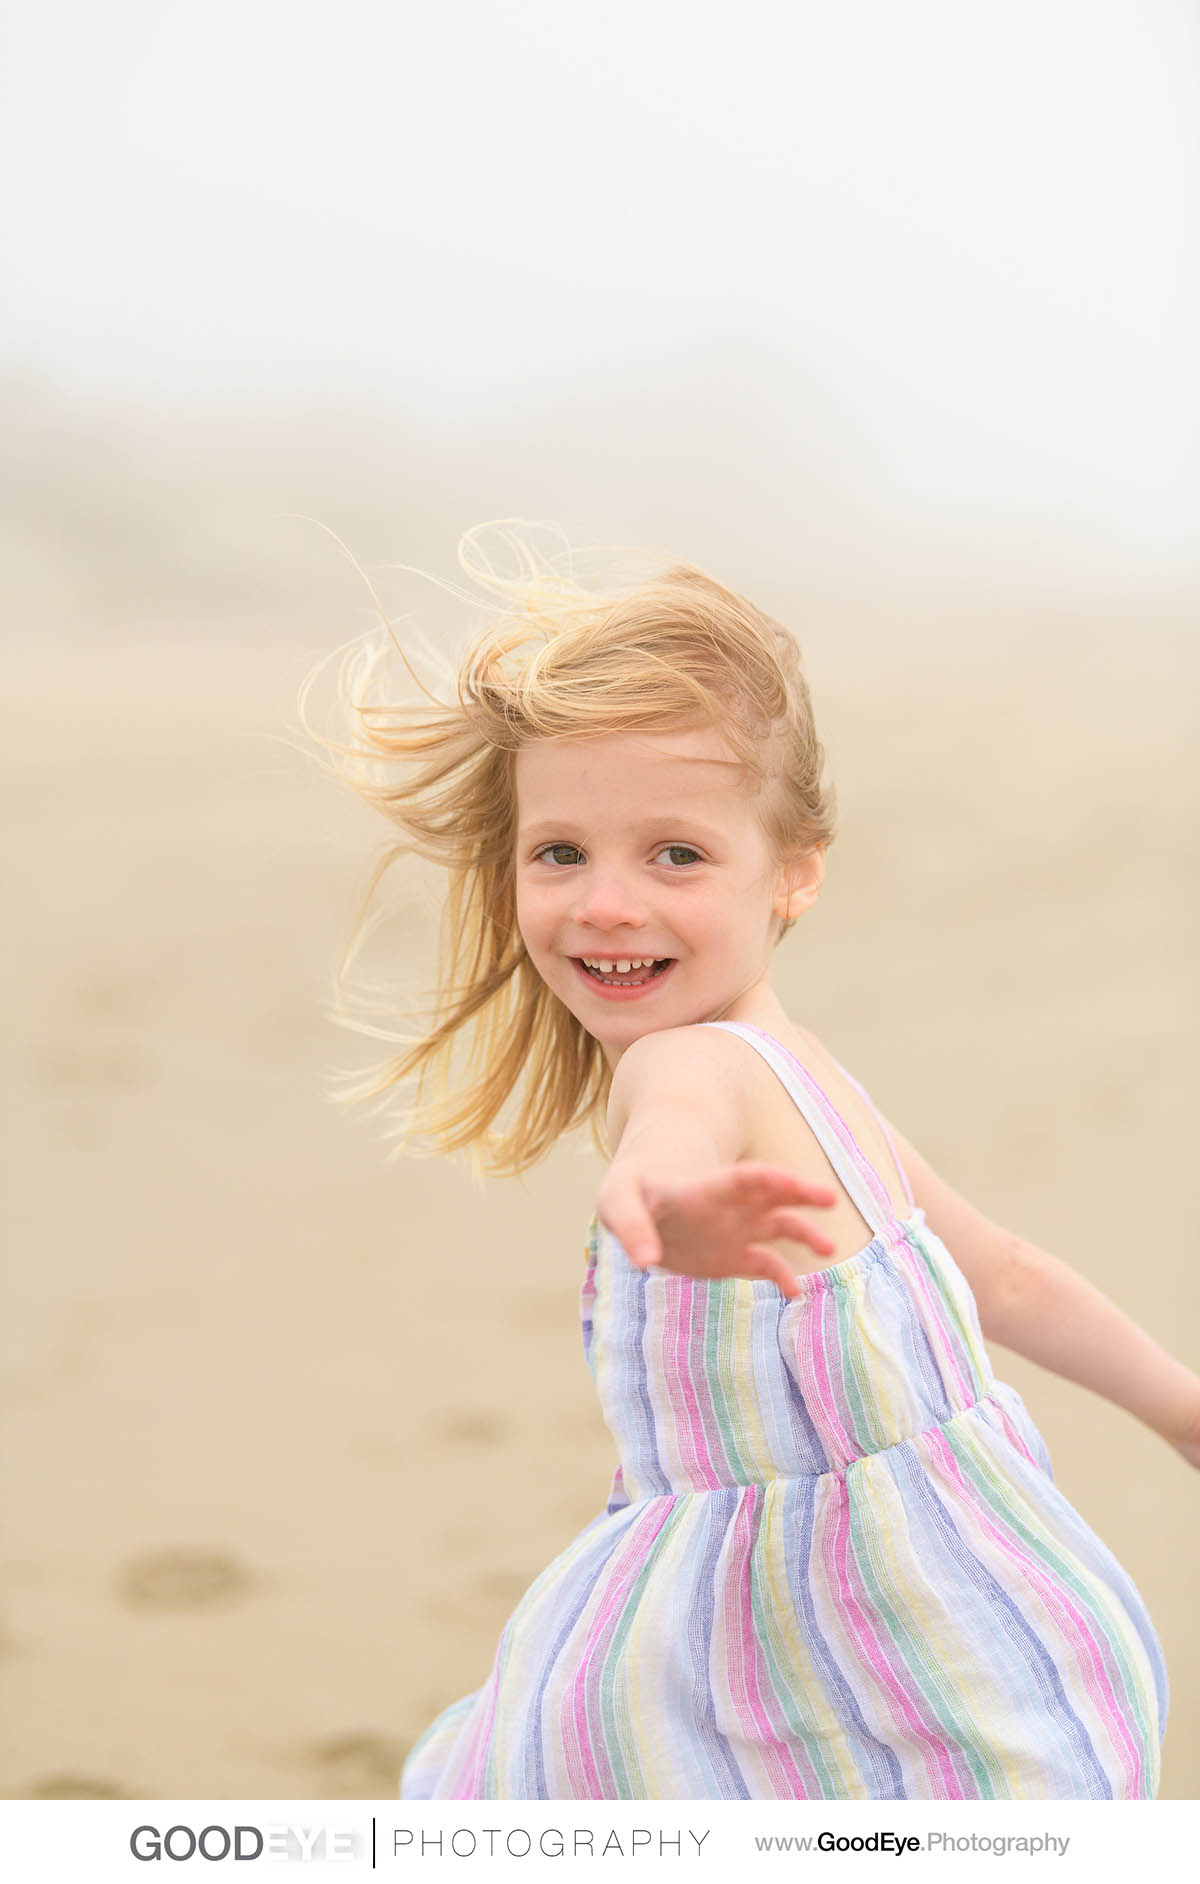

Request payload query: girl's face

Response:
[514,724,820,1067]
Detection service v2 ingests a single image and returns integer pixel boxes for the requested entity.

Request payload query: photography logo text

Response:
[130,1824,357,1862]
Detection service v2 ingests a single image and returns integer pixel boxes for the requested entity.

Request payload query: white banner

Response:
[0,1798,1196,1881]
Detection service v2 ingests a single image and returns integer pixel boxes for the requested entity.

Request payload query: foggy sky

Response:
[4,1,1197,577]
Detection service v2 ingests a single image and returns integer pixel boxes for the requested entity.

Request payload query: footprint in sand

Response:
[28,1774,131,1798]
[31,1042,150,1095]
[306,1732,409,1798]
[117,1549,255,1610]
[470,1568,535,1606]
[429,1410,509,1447]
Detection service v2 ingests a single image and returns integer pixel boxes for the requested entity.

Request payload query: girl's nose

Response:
[573,871,647,931]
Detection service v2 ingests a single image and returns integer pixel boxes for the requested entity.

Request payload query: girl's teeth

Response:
[583,957,657,972]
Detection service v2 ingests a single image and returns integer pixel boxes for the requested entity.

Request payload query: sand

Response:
[3,554,1197,1799]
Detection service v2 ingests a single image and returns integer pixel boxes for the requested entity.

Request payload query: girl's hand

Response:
[595,1160,840,1300]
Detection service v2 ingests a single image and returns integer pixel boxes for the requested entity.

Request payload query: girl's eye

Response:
[532,842,701,867]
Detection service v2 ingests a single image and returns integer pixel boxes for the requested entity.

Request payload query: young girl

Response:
[310,526,1197,1801]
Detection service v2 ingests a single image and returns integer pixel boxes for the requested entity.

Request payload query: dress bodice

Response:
[580,1022,998,1500]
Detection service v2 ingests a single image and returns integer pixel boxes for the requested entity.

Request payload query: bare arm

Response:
[986,1240,1200,1449]
[600,1029,838,1295]
[605,1027,750,1181]
[886,1120,1200,1456]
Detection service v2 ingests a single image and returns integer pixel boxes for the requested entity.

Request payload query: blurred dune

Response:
[1,378,1197,1799]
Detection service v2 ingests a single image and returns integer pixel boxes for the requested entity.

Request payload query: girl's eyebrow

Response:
[517,816,729,844]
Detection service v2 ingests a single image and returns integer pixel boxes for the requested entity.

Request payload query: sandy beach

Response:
[3,480,1197,1799]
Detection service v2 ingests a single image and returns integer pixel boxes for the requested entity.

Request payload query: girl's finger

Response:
[597,1192,663,1270]
[767,1207,839,1256]
[732,1164,839,1209]
[742,1243,803,1301]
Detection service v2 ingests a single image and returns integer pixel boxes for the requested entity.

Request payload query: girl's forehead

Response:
[515,725,742,785]
[513,730,757,836]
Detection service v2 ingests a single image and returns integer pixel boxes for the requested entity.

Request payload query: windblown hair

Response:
[299,522,837,1179]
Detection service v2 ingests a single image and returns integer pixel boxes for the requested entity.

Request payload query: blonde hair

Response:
[299,523,837,1179]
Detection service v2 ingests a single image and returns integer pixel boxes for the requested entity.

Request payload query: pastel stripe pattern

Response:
[400,1022,1168,1799]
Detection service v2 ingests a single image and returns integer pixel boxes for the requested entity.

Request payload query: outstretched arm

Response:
[599,1027,838,1300]
[988,1238,1200,1463]
[886,1121,1200,1466]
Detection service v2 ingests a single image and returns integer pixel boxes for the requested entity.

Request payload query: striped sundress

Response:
[400,1019,1168,1799]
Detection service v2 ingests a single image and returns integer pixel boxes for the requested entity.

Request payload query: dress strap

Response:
[829,1057,916,1211]
[700,1021,896,1240]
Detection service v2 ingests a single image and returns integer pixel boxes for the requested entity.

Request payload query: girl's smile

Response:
[514,725,816,1065]
[570,954,678,998]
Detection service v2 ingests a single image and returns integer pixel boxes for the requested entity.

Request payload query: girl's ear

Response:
[774,845,825,920]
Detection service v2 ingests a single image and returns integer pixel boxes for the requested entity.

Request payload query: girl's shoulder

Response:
[605,1015,852,1162]
[605,1022,765,1150]
[607,1014,830,1113]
